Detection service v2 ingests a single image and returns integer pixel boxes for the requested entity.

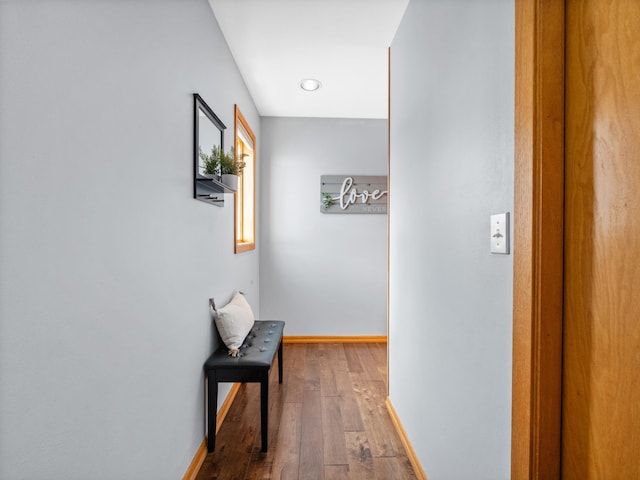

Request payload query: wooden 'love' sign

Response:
[320,175,388,214]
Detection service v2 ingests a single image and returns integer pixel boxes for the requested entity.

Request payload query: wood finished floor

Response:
[195,343,417,480]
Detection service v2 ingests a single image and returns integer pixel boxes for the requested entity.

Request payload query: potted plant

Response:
[219,149,246,191]
[199,145,220,179]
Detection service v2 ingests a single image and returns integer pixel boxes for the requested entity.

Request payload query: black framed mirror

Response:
[193,93,226,205]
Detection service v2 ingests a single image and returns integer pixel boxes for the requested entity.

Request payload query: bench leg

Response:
[207,374,218,453]
[260,370,269,452]
[278,340,283,384]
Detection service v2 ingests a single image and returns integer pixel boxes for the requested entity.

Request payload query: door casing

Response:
[511,0,565,478]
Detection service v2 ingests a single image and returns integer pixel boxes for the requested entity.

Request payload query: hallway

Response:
[196,343,416,479]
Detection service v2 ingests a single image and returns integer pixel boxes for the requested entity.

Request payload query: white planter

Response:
[221,174,238,191]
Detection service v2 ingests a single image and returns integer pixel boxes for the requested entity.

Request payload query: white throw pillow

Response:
[214,291,255,356]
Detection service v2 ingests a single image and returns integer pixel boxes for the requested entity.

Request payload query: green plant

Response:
[199,145,220,175]
[220,149,246,176]
[199,146,246,176]
[321,192,333,209]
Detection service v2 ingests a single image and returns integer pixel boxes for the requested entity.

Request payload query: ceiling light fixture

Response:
[300,78,322,92]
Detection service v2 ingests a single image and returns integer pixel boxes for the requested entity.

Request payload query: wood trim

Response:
[283,336,387,344]
[182,382,242,480]
[512,0,565,478]
[235,241,254,254]
[182,439,207,480]
[385,398,428,480]
[387,46,391,398]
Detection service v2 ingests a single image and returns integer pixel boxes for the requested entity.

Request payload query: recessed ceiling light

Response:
[300,78,322,92]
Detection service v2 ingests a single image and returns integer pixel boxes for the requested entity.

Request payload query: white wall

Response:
[260,117,387,336]
[0,1,259,478]
[389,1,514,479]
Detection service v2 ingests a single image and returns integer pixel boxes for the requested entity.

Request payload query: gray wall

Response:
[388,1,514,478]
[260,117,387,336]
[0,1,259,478]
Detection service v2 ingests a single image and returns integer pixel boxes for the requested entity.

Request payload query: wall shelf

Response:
[195,176,234,206]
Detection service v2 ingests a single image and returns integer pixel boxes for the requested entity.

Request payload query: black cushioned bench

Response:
[204,320,285,453]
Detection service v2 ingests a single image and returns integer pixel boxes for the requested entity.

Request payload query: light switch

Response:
[490,213,510,254]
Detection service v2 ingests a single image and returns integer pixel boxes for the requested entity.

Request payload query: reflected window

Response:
[234,105,255,253]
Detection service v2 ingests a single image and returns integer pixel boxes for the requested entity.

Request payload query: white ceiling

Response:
[207,0,409,119]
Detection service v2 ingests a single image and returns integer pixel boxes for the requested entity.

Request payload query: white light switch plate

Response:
[490,213,510,254]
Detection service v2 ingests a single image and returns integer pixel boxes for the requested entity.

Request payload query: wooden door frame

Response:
[512,0,565,478]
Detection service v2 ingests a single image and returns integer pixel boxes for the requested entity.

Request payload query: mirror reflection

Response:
[198,106,222,178]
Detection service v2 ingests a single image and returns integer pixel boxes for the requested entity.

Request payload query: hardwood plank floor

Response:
[195,343,416,480]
